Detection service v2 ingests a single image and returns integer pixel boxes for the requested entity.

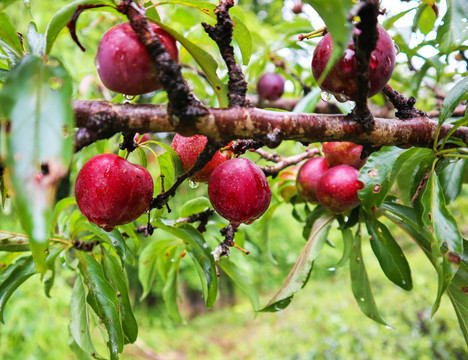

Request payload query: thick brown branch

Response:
[116,0,207,122]
[73,100,468,149]
[202,0,248,107]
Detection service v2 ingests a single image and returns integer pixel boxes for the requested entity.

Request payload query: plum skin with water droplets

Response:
[208,158,272,227]
[322,142,367,169]
[316,165,365,214]
[171,134,232,183]
[296,157,329,204]
[95,22,178,95]
[312,24,396,101]
[75,154,154,232]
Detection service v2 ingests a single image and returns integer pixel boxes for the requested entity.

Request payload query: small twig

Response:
[230,139,265,155]
[67,4,108,52]
[382,84,427,119]
[260,148,320,177]
[211,223,249,276]
[255,148,282,163]
[202,0,249,107]
[151,143,219,209]
[349,0,380,131]
[175,208,214,233]
[119,131,138,153]
[73,239,98,252]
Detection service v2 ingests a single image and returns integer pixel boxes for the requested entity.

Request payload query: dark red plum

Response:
[208,158,271,227]
[323,142,367,169]
[95,22,178,95]
[316,165,364,214]
[171,134,233,183]
[312,24,395,101]
[296,157,329,203]
[75,154,154,232]
[257,73,285,101]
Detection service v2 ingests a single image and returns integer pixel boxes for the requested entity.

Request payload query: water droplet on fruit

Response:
[188,180,199,189]
[124,94,136,101]
[321,91,332,102]
[369,54,378,69]
[335,94,348,103]
[104,166,111,178]
[394,42,400,55]
[342,48,354,72]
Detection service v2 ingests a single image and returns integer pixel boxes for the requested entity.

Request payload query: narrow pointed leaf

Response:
[335,227,353,268]
[180,196,211,218]
[436,0,468,54]
[349,230,387,325]
[364,212,412,290]
[162,246,184,323]
[102,251,138,344]
[69,277,104,359]
[0,232,30,252]
[0,13,23,59]
[78,252,124,360]
[261,215,333,312]
[219,258,259,311]
[232,15,252,66]
[0,256,36,323]
[0,55,73,273]
[438,158,467,204]
[439,77,468,125]
[79,222,126,264]
[447,245,468,346]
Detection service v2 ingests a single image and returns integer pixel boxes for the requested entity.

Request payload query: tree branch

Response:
[73,100,468,150]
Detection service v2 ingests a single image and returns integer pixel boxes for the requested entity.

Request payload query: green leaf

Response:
[260,215,333,312]
[304,0,353,84]
[0,0,22,11]
[27,22,46,56]
[413,3,437,35]
[232,15,252,66]
[0,231,30,252]
[438,158,467,204]
[155,0,216,17]
[69,277,104,360]
[150,20,229,107]
[0,256,36,323]
[421,172,464,255]
[78,252,124,360]
[79,222,127,264]
[292,87,322,113]
[0,55,73,274]
[102,250,138,344]
[364,212,412,290]
[358,146,407,209]
[436,0,468,54]
[421,172,463,315]
[180,196,211,218]
[447,244,468,346]
[155,220,217,308]
[162,246,184,323]
[138,239,182,300]
[219,258,259,311]
[439,77,468,125]
[43,247,61,298]
[45,0,114,55]
[335,223,354,268]
[177,223,218,308]
[0,13,23,61]
[52,197,76,232]
[349,228,388,325]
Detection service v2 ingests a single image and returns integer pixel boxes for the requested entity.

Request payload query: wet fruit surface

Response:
[75,154,154,231]
[316,164,364,214]
[296,157,329,203]
[257,73,285,101]
[323,142,367,169]
[95,22,178,95]
[312,24,395,101]
[171,134,231,183]
[208,158,271,227]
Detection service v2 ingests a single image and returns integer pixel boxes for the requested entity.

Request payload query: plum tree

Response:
[208,158,271,227]
[75,154,154,231]
[95,22,179,95]
[1,0,467,358]
[312,24,395,101]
